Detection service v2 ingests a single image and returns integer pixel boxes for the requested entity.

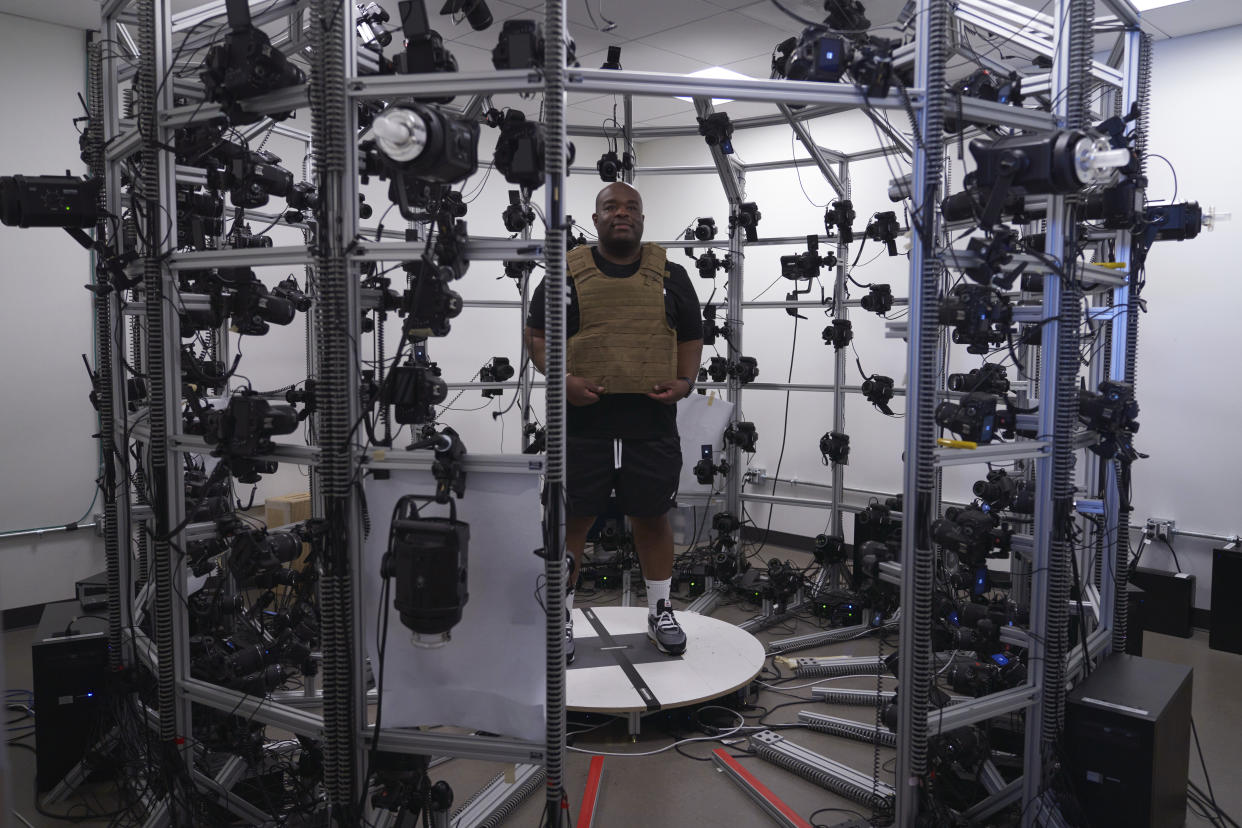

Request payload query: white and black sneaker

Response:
[565,610,576,665]
[647,599,687,655]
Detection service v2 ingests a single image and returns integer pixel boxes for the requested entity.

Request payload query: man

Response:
[525,182,703,663]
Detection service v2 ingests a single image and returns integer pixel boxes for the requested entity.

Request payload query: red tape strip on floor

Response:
[576,755,605,828]
[712,748,814,828]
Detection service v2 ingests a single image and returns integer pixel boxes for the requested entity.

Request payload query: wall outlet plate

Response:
[1145,517,1176,541]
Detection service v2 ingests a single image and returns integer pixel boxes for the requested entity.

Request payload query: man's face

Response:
[592,184,644,248]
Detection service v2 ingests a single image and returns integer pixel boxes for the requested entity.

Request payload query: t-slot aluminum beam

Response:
[748,730,896,815]
[693,98,744,205]
[685,586,726,616]
[767,621,893,654]
[777,105,845,198]
[450,764,545,828]
[796,712,898,748]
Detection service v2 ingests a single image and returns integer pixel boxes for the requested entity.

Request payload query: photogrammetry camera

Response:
[781,234,837,281]
[487,108,566,190]
[938,284,1012,355]
[200,0,306,125]
[935,392,1008,445]
[381,340,448,425]
[0,174,100,228]
[478,356,513,398]
[772,26,849,83]
[1078,380,1139,461]
[356,2,392,51]
[492,19,578,70]
[382,495,470,648]
[947,362,1009,395]
[694,444,729,485]
[865,210,901,256]
[502,190,535,233]
[724,421,758,453]
[687,217,717,241]
[932,504,1012,568]
[861,374,895,415]
[393,0,459,103]
[942,68,1023,135]
[729,201,762,243]
[824,198,855,244]
[823,318,852,350]
[193,390,300,483]
[691,249,730,280]
[596,150,633,182]
[820,430,849,465]
[859,283,893,315]
[179,267,307,337]
[973,468,1033,515]
[697,112,734,155]
[701,304,727,346]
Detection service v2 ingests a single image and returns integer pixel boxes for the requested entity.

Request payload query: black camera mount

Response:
[723,421,758,453]
[819,430,849,465]
[864,210,901,256]
[822,318,853,350]
[729,201,762,243]
[861,374,895,415]
[697,112,734,155]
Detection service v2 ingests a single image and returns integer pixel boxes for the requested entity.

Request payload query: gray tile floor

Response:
[4,591,1240,827]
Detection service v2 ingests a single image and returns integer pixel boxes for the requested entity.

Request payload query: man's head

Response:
[592,182,644,258]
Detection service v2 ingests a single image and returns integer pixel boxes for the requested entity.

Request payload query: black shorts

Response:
[566,435,682,518]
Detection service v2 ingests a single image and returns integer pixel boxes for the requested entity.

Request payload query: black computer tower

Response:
[1209,546,1242,654]
[31,600,109,792]
[1065,653,1192,828]
[1129,566,1195,638]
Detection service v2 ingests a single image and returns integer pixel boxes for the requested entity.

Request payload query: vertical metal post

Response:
[1023,0,1092,820]
[895,0,949,824]
[829,160,850,547]
[308,0,366,818]
[1106,27,1148,653]
[544,0,569,821]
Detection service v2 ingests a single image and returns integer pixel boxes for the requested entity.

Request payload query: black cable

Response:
[750,316,798,559]
[1159,535,1183,573]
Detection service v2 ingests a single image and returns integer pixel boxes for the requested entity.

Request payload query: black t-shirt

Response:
[527,247,703,440]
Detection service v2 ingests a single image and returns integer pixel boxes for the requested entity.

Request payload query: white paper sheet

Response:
[362,467,547,741]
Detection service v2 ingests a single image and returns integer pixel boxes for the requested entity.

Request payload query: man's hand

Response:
[567,374,605,406]
[647,379,690,405]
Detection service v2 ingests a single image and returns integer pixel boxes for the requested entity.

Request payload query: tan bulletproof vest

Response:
[566,243,678,394]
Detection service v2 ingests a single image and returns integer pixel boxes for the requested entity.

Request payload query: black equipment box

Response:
[1129,566,1195,638]
[31,600,109,792]
[74,569,109,610]
[1065,653,1192,828]
[1209,545,1242,654]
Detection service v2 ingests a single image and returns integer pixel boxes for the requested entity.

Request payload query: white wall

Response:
[1125,24,1242,609]
[0,13,104,612]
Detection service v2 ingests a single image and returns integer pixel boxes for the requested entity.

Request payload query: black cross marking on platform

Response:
[568,632,684,670]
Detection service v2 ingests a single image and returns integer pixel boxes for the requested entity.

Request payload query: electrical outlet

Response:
[1145,518,1175,541]
[750,466,766,482]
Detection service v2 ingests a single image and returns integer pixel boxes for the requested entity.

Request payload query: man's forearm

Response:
[677,339,703,384]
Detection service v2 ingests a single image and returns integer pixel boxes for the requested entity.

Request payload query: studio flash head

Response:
[0,174,100,228]
[366,101,479,185]
[383,495,470,649]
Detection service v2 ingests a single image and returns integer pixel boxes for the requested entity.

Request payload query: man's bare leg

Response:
[631,513,685,654]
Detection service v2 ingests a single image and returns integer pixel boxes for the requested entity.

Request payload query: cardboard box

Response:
[265,492,312,529]
[265,493,313,583]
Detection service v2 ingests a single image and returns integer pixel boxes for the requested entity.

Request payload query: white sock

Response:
[565,590,575,616]
[646,578,672,615]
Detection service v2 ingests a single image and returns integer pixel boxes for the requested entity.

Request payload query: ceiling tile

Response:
[565,0,722,42]
[577,42,706,74]
[721,51,777,79]
[639,9,793,64]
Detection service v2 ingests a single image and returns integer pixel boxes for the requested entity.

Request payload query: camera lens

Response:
[463,0,493,31]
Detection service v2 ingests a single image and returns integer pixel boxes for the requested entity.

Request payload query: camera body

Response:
[596,150,633,183]
[723,421,758,453]
[780,27,850,82]
[973,468,1033,514]
[200,392,300,482]
[935,391,1004,444]
[697,112,734,155]
[1078,380,1139,460]
[730,201,762,242]
[382,352,448,425]
[200,1,306,125]
[932,505,1011,567]
[861,374,895,414]
[824,199,855,244]
[822,318,853,350]
[820,430,849,465]
[859,283,893,315]
[865,210,901,256]
[938,284,1012,355]
[479,356,514,398]
[491,109,547,190]
[947,362,1009,395]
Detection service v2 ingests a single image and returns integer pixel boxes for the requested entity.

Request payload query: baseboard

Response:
[3,602,47,631]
